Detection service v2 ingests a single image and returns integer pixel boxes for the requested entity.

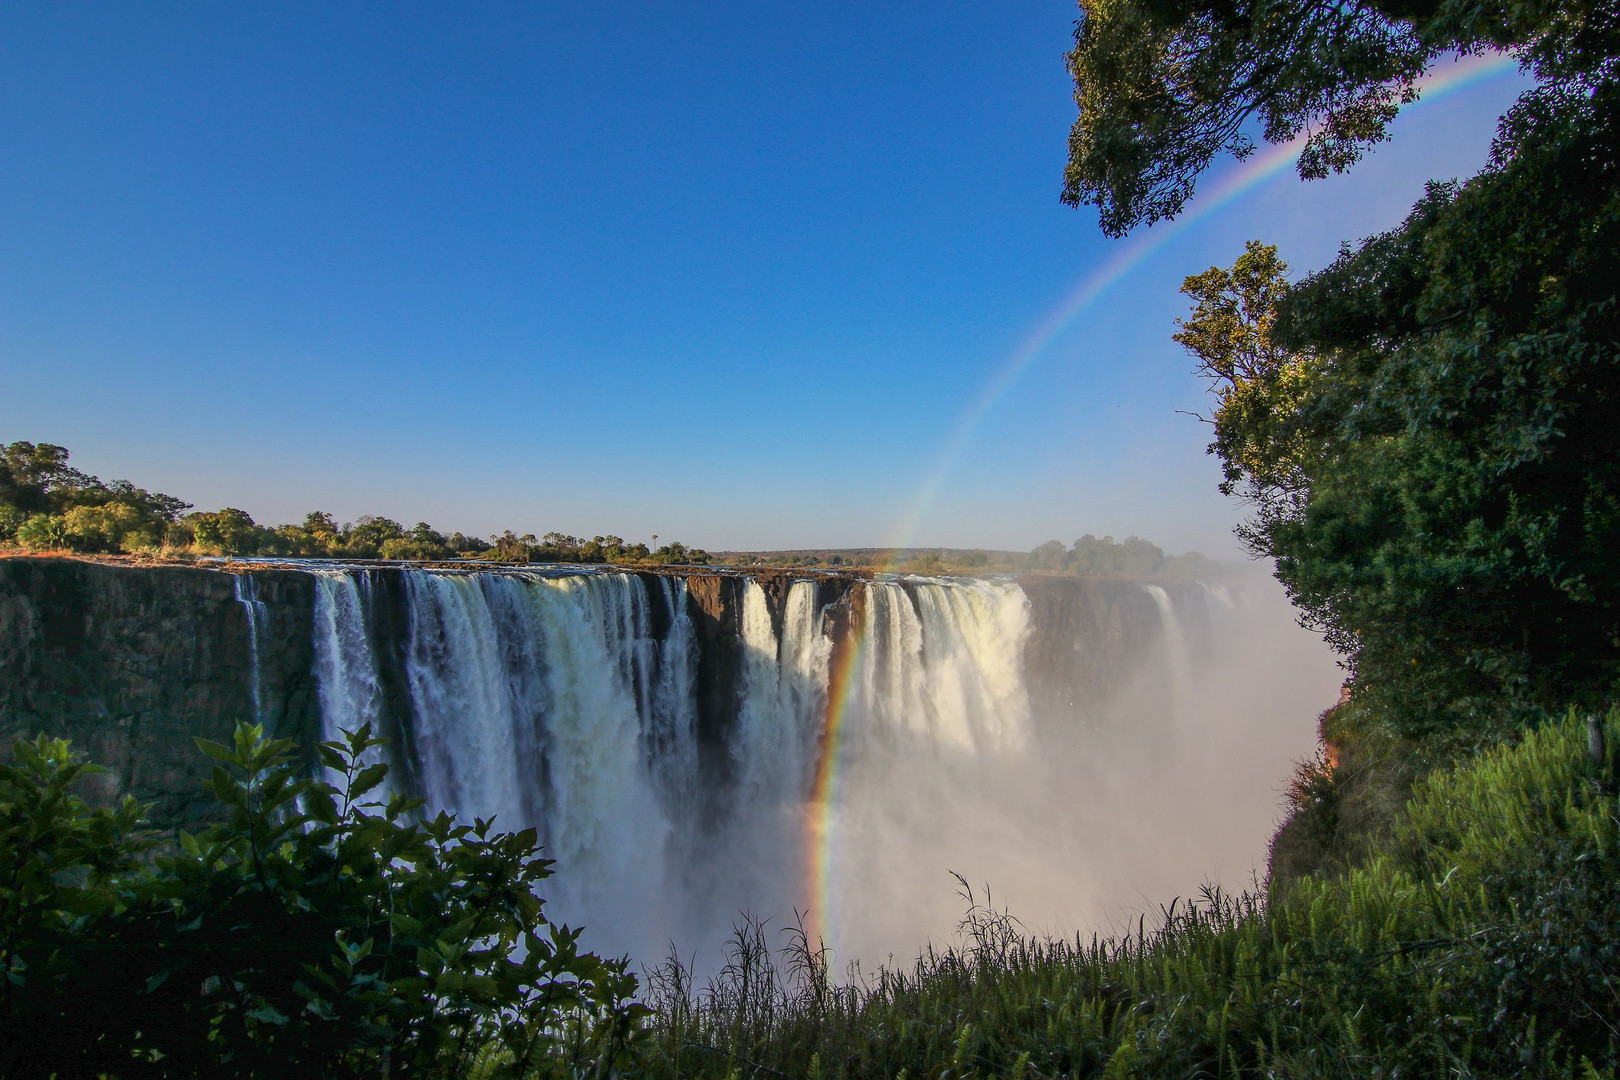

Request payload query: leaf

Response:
[194,737,236,764]
[247,1004,291,1026]
[210,766,248,808]
[317,743,347,773]
[348,763,389,800]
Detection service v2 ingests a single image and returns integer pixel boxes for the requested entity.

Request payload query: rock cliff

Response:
[0,558,1187,830]
[0,558,319,828]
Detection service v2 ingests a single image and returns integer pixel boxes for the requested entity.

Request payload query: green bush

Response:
[64,502,166,552]
[0,724,644,1079]
[187,507,271,556]
[0,504,25,541]
[14,513,69,550]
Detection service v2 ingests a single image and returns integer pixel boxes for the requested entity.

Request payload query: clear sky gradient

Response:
[0,2,1528,555]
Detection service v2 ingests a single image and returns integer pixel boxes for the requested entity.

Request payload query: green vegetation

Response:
[12,712,1617,1077]
[0,440,708,565]
[0,723,642,1079]
[1172,119,1618,735]
[630,709,1620,1078]
[0,441,191,554]
[1032,534,1218,578]
[712,536,1218,578]
[1067,0,1620,735]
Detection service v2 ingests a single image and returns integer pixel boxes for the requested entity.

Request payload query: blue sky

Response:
[0,3,1528,555]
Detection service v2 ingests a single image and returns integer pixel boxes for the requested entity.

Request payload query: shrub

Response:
[0,724,644,1079]
[0,504,25,541]
[187,507,268,555]
[14,513,69,550]
[63,502,165,552]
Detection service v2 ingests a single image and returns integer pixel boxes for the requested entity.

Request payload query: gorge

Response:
[0,557,1340,969]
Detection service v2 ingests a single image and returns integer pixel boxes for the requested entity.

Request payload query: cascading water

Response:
[1141,583,1192,717]
[303,564,1339,969]
[233,573,270,723]
[733,580,823,805]
[822,577,1035,954]
[311,569,397,794]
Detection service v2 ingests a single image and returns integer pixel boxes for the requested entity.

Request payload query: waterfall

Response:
[1141,583,1191,715]
[733,580,823,804]
[850,578,1030,755]
[304,567,1041,960]
[823,577,1034,952]
[777,580,832,768]
[311,570,389,790]
[232,573,270,724]
[299,564,1334,969]
[647,576,699,827]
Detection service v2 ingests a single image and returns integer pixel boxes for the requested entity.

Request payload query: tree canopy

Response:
[0,439,707,565]
[1063,0,1617,235]
[1125,0,1620,733]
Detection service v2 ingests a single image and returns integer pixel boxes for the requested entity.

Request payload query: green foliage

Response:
[0,440,99,514]
[186,506,273,555]
[1062,0,1611,235]
[1177,240,1311,515]
[1027,538,1070,571]
[1080,0,1620,735]
[1056,533,1217,577]
[0,724,643,1078]
[1,440,192,554]
[0,503,24,541]
[1068,533,1169,576]
[648,540,709,566]
[13,513,70,551]
[1174,68,1620,732]
[637,709,1620,1078]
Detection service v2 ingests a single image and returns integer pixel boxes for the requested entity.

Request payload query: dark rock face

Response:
[0,558,319,830]
[671,569,859,795]
[1017,575,1206,726]
[0,559,1187,831]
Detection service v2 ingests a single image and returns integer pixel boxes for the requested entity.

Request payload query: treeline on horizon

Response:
[719,535,1220,577]
[0,439,1212,577]
[0,440,710,566]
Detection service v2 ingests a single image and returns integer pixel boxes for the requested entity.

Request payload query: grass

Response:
[622,709,1620,1078]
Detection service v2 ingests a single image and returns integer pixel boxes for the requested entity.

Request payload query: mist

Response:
[307,564,1341,978]
[814,570,1339,969]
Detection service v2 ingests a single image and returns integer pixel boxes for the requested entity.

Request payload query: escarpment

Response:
[1,557,1211,831]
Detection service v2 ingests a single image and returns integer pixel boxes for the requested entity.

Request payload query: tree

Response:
[1175,240,1311,550]
[1074,0,1620,732]
[1063,0,1609,235]
[0,441,95,513]
[303,510,340,535]
[1,441,191,552]
[1028,539,1071,571]
[347,515,406,556]
[1167,116,1619,730]
[492,531,533,562]
[188,507,267,555]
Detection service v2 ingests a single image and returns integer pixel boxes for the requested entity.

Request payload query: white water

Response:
[233,574,270,724]
[1142,583,1192,721]
[305,566,1338,969]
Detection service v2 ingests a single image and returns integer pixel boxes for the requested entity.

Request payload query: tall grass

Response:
[628,710,1620,1078]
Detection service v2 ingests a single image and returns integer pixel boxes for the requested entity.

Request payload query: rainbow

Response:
[802,50,1520,951]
